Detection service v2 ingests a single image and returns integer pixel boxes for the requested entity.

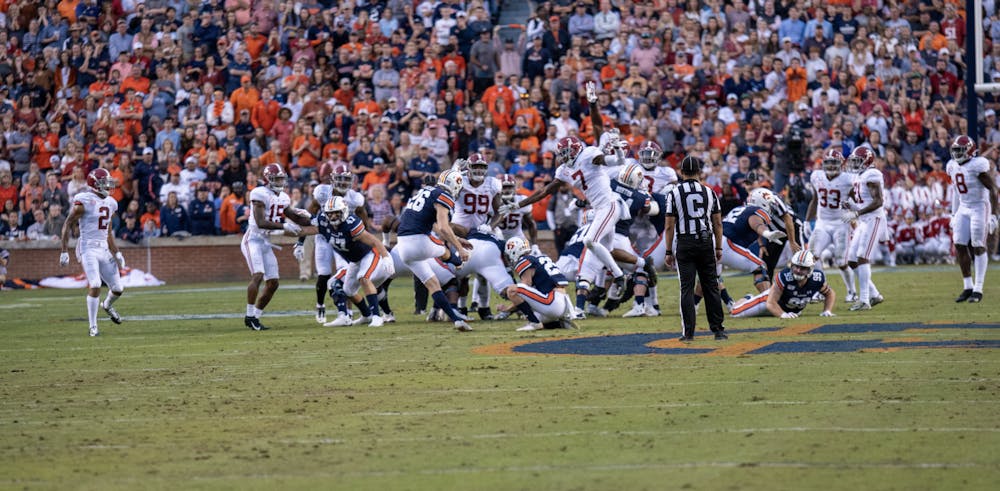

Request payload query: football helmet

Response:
[822,148,844,178]
[637,140,662,170]
[318,162,335,184]
[87,168,114,198]
[847,146,875,173]
[747,188,778,214]
[437,168,464,197]
[467,153,489,183]
[618,163,645,190]
[789,250,816,281]
[499,174,517,203]
[322,196,349,226]
[504,236,532,264]
[331,163,353,194]
[950,135,976,164]
[262,163,287,193]
[555,136,584,168]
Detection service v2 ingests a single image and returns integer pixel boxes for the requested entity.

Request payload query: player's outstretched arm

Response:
[764,281,787,318]
[820,283,836,314]
[515,178,561,210]
[60,203,85,256]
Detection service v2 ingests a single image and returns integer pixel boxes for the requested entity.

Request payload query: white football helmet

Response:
[747,188,779,215]
[467,153,489,184]
[504,236,532,264]
[618,163,645,189]
[789,250,816,281]
[323,196,349,226]
[437,169,464,197]
[500,174,517,203]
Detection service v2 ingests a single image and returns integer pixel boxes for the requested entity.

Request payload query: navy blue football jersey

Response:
[774,267,826,313]
[648,191,668,235]
[513,254,569,294]
[722,205,771,248]
[318,213,372,262]
[560,226,587,259]
[398,186,456,236]
[610,180,650,235]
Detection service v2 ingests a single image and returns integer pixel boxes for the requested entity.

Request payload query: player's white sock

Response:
[973,253,988,292]
[868,280,880,299]
[253,306,263,318]
[839,267,856,296]
[857,264,871,304]
[246,304,256,317]
[103,291,121,309]
[963,276,973,290]
[87,295,100,328]
[588,242,623,277]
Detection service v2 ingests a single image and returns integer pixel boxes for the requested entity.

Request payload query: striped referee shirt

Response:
[665,179,720,237]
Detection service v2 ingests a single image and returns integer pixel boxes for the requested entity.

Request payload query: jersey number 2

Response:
[98,206,110,230]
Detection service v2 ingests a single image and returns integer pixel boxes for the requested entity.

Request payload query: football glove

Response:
[819,310,835,317]
[283,221,302,235]
[802,220,813,239]
[530,244,542,256]
[841,210,859,223]
[115,251,126,269]
[780,311,799,319]
[585,80,598,103]
[761,229,787,244]
[575,198,589,208]
[293,243,305,261]
[497,203,517,216]
[383,256,396,277]
[990,215,999,235]
[59,251,70,267]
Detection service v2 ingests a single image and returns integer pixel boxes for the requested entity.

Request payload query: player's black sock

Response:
[576,292,587,309]
[366,294,380,316]
[316,274,331,305]
[431,291,461,321]
[721,288,733,305]
[356,298,371,317]
[515,302,540,323]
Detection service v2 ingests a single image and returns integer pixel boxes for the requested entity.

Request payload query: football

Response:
[282,206,313,227]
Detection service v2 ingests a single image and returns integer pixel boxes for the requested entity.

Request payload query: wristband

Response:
[664,250,673,255]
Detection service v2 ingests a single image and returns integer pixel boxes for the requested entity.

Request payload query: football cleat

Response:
[477,307,494,320]
[955,289,973,303]
[323,313,354,327]
[494,310,512,321]
[315,306,326,324]
[622,304,646,318]
[677,335,694,342]
[643,304,660,317]
[849,301,871,311]
[89,325,99,337]
[870,295,884,307]
[352,315,372,326]
[369,315,385,327]
[255,319,271,331]
[103,304,122,324]
[516,322,544,332]
[845,292,859,303]
[714,331,729,340]
[968,292,984,303]
[244,316,256,329]
[454,320,473,332]
[585,304,609,317]
[572,308,587,320]
[561,319,580,330]
[383,313,396,323]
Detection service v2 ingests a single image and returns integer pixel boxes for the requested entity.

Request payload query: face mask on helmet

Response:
[823,157,842,177]
[335,174,352,193]
[501,184,516,202]
[790,251,815,281]
[469,163,488,182]
[638,148,660,169]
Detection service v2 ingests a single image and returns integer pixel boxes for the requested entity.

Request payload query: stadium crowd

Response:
[0,0,998,263]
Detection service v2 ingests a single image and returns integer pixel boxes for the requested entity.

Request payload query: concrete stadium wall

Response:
[1,232,556,284]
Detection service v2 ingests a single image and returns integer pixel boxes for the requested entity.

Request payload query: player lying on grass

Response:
[729,250,836,319]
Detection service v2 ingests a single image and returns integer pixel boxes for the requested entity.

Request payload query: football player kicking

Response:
[946,135,999,303]
[842,147,886,311]
[395,169,474,331]
[241,164,308,330]
[60,168,127,337]
[297,196,395,327]
[501,237,578,332]
[730,251,836,319]
[302,162,371,323]
[807,148,858,302]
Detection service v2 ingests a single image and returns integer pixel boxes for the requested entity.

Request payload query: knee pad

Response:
[752,269,769,286]
[576,279,591,293]
[443,278,459,295]
[634,273,648,288]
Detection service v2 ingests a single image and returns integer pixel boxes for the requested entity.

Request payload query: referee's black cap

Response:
[680,155,704,175]
[744,169,761,185]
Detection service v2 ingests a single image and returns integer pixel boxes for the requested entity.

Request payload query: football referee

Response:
[664,156,728,341]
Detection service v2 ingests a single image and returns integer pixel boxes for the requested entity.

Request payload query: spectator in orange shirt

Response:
[219,181,246,235]
[322,127,348,161]
[140,200,162,235]
[352,87,380,117]
[251,86,280,133]
[360,157,392,191]
[785,58,808,103]
[32,121,59,171]
[118,88,145,137]
[291,121,321,170]
[230,74,260,116]
[120,66,151,95]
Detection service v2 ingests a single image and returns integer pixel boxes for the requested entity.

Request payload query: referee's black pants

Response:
[676,236,726,337]
[764,220,804,278]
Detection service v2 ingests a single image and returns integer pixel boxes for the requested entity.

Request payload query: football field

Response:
[1,267,999,490]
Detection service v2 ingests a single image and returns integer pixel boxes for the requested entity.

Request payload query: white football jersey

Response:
[810,170,854,223]
[644,165,678,194]
[452,176,501,230]
[497,194,530,240]
[554,146,613,208]
[947,156,992,207]
[313,184,365,213]
[850,168,885,218]
[72,191,117,243]
[247,186,291,240]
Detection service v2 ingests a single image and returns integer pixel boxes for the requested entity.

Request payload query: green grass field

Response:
[1,267,999,490]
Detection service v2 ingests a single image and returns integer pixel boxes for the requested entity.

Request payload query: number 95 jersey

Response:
[452,176,500,230]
